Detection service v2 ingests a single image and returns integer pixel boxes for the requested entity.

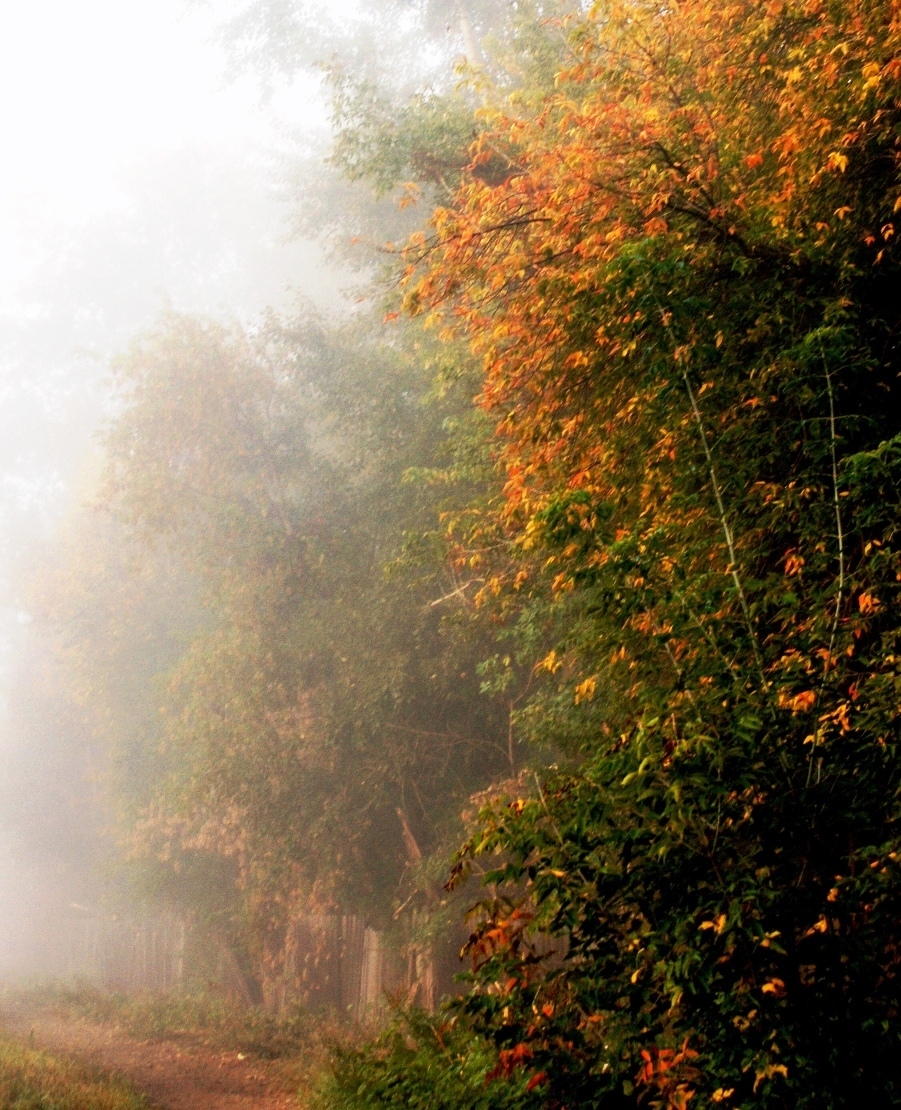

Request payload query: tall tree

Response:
[391,0,901,1104]
[51,308,513,988]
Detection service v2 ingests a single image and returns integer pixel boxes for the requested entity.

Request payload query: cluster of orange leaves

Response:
[405,0,901,578]
[464,905,535,971]
[636,1040,702,1109]
[400,0,901,1097]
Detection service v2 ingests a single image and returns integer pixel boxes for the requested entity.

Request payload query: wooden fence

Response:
[64,911,186,993]
[268,914,402,1020]
[57,908,424,1020]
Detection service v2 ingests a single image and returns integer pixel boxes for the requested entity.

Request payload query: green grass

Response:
[0,1036,148,1110]
[9,982,335,1057]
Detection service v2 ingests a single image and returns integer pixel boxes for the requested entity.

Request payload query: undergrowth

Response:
[0,1035,148,1110]
[313,1009,544,1110]
[17,982,323,1057]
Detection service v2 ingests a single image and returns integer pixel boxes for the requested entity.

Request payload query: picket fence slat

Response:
[272,914,403,1021]
[64,913,185,994]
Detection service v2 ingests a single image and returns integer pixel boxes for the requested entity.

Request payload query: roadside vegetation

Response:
[4,983,321,1055]
[0,1034,148,1110]
[2,986,536,1110]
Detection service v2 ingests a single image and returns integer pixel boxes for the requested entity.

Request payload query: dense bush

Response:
[318,1009,545,1110]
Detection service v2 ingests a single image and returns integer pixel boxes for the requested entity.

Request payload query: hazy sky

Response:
[0,0,361,559]
[0,0,346,291]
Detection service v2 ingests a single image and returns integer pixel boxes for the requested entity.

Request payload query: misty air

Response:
[0,2,899,1108]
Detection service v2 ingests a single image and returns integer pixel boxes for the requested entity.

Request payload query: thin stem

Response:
[678,358,769,694]
[649,297,768,693]
[823,348,846,677]
[534,774,565,846]
[456,0,485,67]
[507,699,516,774]
[673,587,741,678]
[663,640,704,726]
[807,341,846,787]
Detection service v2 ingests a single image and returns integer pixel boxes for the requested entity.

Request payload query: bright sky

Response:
[0,0,339,287]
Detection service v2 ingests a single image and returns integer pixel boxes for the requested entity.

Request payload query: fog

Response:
[0,0,547,1002]
[0,0,352,980]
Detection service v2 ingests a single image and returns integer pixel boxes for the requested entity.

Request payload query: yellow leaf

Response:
[784,552,804,576]
[754,1063,789,1092]
[862,61,881,89]
[761,977,786,996]
[574,676,597,704]
[785,690,816,713]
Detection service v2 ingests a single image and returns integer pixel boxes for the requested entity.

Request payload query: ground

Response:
[2,1008,301,1110]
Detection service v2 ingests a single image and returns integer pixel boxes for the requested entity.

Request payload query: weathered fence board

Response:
[53,907,432,1020]
[64,912,185,993]
[271,914,404,1020]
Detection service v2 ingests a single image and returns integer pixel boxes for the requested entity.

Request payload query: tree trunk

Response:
[456,0,485,67]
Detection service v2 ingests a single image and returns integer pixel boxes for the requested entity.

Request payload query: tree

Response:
[394,0,901,1104]
[55,308,514,988]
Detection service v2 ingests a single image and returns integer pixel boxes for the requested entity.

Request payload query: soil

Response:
[1,1011,301,1110]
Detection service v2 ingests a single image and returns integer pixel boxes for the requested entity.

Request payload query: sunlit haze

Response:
[0,0,337,289]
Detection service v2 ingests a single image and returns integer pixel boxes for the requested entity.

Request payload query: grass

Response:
[19,983,318,1056]
[2,983,363,1098]
[0,1035,148,1110]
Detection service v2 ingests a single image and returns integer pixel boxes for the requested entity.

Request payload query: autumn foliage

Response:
[395,0,901,1105]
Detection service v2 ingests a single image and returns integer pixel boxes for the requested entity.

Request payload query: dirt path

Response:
[2,1012,300,1110]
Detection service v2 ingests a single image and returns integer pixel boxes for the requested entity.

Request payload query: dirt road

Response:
[3,1011,300,1110]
